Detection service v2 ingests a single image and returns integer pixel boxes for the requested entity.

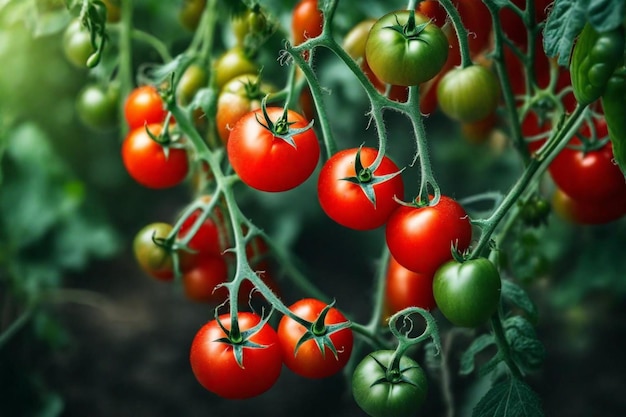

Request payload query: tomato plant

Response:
[121,124,189,189]
[317,147,404,230]
[189,312,282,399]
[277,298,353,379]
[227,106,320,192]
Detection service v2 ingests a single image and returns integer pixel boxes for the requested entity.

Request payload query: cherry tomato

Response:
[385,196,472,275]
[76,83,119,130]
[133,222,174,281]
[227,107,320,192]
[384,255,437,319]
[190,312,282,399]
[352,350,427,417]
[317,147,404,230]
[63,19,95,68]
[461,112,498,144]
[292,0,323,45]
[121,124,189,189]
[552,187,626,225]
[437,65,501,122]
[176,63,208,106]
[548,118,626,201]
[214,47,258,90]
[179,0,206,31]
[365,10,449,86]
[182,255,230,302]
[216,73,276,144]
[433,258,501,327]
[124,85,170,130]
[177,207,223,256]
[277,298,353,379]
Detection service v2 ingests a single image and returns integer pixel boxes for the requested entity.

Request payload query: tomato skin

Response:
[182,255,229,302]
[552,187,626,225]
[227,107,320,192]
[385,196,472,275]
[549,118,626,201]
[317,147,404,230]
[461,112,498,144]
[177,209,223,256]
[133,222,174,281]
[365,10,449,86]
[122,124,189,189]
[124,86,169,130]
[292,0,323,45]
[63,19,95,68]
[179,0,206,31]
[384,256,436,318]
[277,298,353,379]
[216,74,275,144]
[433,258,501,328]
[437,65,501,123]
[352,350,427,417]
[214,47,258,90]
[189,312,282,399]
[176,63,208,106]
[76,83,118,130]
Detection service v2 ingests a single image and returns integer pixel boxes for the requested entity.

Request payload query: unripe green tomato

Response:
[213,47,258,90]
[179,0,206,31]
[437,65,501,123]
[433,258,501,327]
[352,350,427,417]
[133,222,175,281]
[176,63,208,106]
[63,19,95,68]
[76,83,119,129]
[343,19,376,60]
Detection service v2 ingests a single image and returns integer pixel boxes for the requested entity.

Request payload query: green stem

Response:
[130,29,172,62]
[0,309,32,349]
[438,0,472,68]
[117,0,134,135]
[470,105,587,258]
[490,311,523,379]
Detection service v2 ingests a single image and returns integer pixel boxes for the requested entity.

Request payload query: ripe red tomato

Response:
[277,298,353,379]
[121,124,189,189]
[384,255,437,319]
[292,0,323,45]
[177,208,223,256]
[227,107,320,192]
[124,85,170,130]
[548,118,626,201]
[182,255,230,303]
[190,312,282,398]
[418,0,448,26]
[385,196,472,275]
[317,147,404,230]
[552,187,626,225]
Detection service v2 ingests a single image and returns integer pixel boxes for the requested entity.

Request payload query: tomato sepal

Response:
[254,98,315,148]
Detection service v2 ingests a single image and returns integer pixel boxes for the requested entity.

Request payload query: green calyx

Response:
[255,97,314,147]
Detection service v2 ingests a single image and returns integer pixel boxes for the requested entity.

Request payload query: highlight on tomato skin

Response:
[551,187,626,225]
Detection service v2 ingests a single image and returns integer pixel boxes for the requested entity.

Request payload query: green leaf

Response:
[473,378,544,417]
[587,0,626,31]
[460,334,496,375]
[543,0,587,66]
[501,280,538,322]
[504,316,545,374]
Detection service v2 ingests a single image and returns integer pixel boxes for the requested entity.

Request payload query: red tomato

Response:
[385,196,472,275]
[182,255,230,303]
[522,110,551,154]
[121,124,189,189]
[177,208,223,256]
[317,147,404,230]
[292,0,323,45]
[190,312,282,398]
[455,0,492,56]
[124,85,170,129]
[277,298,353,379]
[552,187,626,225]
[418,0,448,26]
[548,118,626,201]
[227,107,320,192]
[384,255,437,319]
[503,36,551,96]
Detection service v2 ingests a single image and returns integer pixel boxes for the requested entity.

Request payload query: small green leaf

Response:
[473,378,544,417]
[501,280,538,322]
[543,0,587,66]
[460,334,496,375]
[587,0,626,31]
[504,316,545,374]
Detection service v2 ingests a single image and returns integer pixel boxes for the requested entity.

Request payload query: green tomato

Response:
[352,350,427,417]
[437,65,501,123]
[63,19,95,68]
[433,258,502,328]
[76,83,119,129]
[365,10,448,86]
[213,47,258,90]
